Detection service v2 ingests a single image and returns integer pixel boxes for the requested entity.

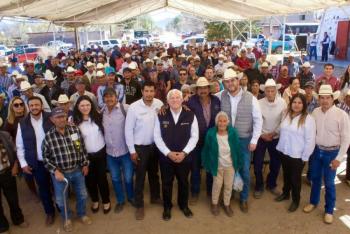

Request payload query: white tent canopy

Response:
[0,0,348,26]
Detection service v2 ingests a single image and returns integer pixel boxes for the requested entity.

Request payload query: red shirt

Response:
[315,75,340,91]
[235,57,250,70]
[276,75,290,94]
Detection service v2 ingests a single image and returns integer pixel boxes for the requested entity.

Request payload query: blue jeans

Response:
[51,169,88,220]
[310,146,338,214]
[239,137,252,202]
[309,46,317,61]
[107,154,134,204]
[190,146,213,196]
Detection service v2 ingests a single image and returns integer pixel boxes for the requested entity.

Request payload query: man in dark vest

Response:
[186,77,220,203]
[154,89,199,221]
[216,68,263,213]
[16,96,56,225]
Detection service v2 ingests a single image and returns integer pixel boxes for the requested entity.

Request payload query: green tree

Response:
[205,22,230,41]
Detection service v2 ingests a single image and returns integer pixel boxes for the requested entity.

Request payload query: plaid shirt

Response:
[42,125,89,173]
[0,74,13,90]
[337,102,350,115]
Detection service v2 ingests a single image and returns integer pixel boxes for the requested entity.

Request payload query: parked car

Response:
[262,35,295,54]
[87,39,120,51]
[132,37,150,47]
[182,35,206,47]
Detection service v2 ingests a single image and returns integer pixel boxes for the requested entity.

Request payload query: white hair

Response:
[215,111,230,126]
[167,89,183,101]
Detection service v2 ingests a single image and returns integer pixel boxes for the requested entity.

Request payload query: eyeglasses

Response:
[179,73,187,76]
[13,102,24,108]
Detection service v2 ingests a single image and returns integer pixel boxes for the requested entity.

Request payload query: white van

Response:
[182,35,206,47]
[87,39,120,51]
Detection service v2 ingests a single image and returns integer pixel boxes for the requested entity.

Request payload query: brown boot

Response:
[224,205,234,217]
[240,201,248,213]
[211,204,219,216]
[45,214,55,226]
[135,207,145,220]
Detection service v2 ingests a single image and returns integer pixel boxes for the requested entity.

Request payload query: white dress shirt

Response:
[259,96,287,137]
[276,114,316,161]
[79,118,105,153]
[16,114,46,168]
[154,108,199,156]
[312,105,350,161]
[125,98,163,154]
[216,88,263,144]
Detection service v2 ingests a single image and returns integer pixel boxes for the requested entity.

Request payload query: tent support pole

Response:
[282,15,286,53]
[74,27,79,50]
[230,21,233,40]
[268,17,272,55]
[232,22,246,41]
[249,20,252,39]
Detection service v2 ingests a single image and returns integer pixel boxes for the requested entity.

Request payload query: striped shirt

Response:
[0,74,13,90]
[42,125,89,173]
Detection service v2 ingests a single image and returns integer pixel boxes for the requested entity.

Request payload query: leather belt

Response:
[318,145,340,151]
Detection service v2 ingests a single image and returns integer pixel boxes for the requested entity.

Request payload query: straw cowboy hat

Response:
[96,71,105,77]
[260,79,282,91]
[96,63,105,69]
[51,94,71,106]
[160,52,169,59]
[20,81,32,91]
[66,66,76,73]
[223,69,242,81]
[128,63,137,70]
[301,61,314,69]
[318,84,340,100]
[124,53,131,58]
[196,77,210,87]
[143,58,154,65]
[260,62,270,68]
[86,61,95,68]
[44,70,56,81]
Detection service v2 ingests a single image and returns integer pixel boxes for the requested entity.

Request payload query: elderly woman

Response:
[282,77,305,105]
[201,111,242,217]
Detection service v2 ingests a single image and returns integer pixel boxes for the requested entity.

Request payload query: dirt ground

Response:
[3,163,349,234]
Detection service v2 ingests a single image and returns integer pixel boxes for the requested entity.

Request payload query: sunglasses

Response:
[179,73,187,76]
[13,102,24,108]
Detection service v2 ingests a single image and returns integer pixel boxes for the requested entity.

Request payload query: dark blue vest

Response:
[187,94,220,146]
[20,112,53,169]
[158,109,195,162]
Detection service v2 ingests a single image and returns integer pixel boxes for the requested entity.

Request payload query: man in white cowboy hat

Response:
[297,62,315,89]
[186,77,221,203]
[20,81,51,112]
[44,70,64,105]
[236,48,251,72]
[61,66,78,97]
[160,52,171,70]
[84,61,96,84]
[216,68,263,213]
[23,60,36,85]
[257,62,273,85]
[214,54,227,74]
[52,94,73,121]
[193,56,205,77]
[8,73,27,100]
[119,53,138,74]
[0,62,12,90]
[49,57,64,86]
[141,58,154,80]
[253,79,286,199]
[303,84,350,224]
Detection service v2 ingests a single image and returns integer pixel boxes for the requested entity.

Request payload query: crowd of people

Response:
[0,41,349,233]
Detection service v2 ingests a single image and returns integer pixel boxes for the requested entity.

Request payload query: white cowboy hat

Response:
[96,63,104,69]
[143,58,154,65]
[96,70,105,77]
[196,77,210,87]
[218,54,226,60]
[51,94,71,106]
[194,55,201,61]
[318,84,340,100]
[128,63,137,70]
[0,62,7,67]
[20,81,32,91]
[66,66,76,73]
[86,61,95,68]
[179,54,186,58]
[260,79,282,91]
[124,53,131,58]
[10,70,20,77]
[44,70,56,81]
[160,52,169,59]
[260,62,269,68]
[25,60,34,64]
[223,69,239,81]
[301,61,314,69]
